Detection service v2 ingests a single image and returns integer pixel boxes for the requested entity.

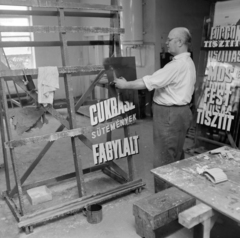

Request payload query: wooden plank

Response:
[0,88,11,191]
[5,127,94,148]
[111,0,122,57]
[0,40,112,48]
[18,179,145,228]
[8,98,21,107]
[0,10,114,18]
[0,0,122,11]
[3,192,22,222]
[0,25,124,34]
[227,132,237,149]
[22,164,108,191]
[0,65,104,77]
[108,161,129,181]
[65,12,115,18]
[21,179,142,222]
[102,166,128,184]
[0,79,25,214]
[178,203,213,229]
[58,7,85,198]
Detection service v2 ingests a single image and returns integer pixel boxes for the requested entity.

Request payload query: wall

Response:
[155,0,211,70]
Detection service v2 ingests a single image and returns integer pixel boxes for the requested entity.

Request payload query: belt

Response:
[153,102,190,107]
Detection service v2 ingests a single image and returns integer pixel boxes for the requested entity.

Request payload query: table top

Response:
[151,146,240,223]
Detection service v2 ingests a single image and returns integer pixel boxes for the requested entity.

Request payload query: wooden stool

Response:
[133,187,196,238]
[178,203,217,238]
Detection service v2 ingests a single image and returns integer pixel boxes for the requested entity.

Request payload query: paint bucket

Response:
[85,204,103,224]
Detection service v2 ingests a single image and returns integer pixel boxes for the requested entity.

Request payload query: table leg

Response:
[193,215,217,238]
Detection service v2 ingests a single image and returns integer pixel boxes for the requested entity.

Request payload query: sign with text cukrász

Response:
[90,96,139,165]
[196,25,240,132]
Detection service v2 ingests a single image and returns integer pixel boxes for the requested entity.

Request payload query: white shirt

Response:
[142,52,196,106]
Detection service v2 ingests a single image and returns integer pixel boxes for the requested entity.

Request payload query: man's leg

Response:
[166,105,192,162]
[152,103,171,168]
[152,104,192,191]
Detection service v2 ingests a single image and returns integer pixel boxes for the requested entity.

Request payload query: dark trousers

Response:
[152,103,192,168]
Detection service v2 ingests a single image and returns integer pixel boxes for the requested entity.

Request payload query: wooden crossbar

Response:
[0,65,104,77]
[0,40,112,48]
[4,127,93,148]
[0,10,115,18]
[0,26,124,34]
[0,0,122,11]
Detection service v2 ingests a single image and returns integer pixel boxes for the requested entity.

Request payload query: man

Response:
[114,27,196,170]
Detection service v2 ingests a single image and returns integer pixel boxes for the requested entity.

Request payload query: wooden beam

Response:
[58,7,85,198]
[0,65,104,77]
[0,79,25,214]
[0,0,122,11]
[5,127,94,148]
[0,40,113,48]
[18,179,145,228]
[0,10,114,18]
[108,161,129,181]
[227,132,238,149]
[102,167,128,184]
[0,97,11,192]
[0,26,124,34]
[179,203,214,229]
[22,164,108,191]
[3,192,22,222]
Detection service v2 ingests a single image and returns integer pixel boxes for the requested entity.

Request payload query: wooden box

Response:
[133,187,196,238]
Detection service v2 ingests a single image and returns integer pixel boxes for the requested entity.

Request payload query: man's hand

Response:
[114,77,127,89]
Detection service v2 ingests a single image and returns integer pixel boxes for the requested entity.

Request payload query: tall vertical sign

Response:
[196,25,240,132]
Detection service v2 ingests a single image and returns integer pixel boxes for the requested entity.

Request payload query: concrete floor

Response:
[0,108,230,238]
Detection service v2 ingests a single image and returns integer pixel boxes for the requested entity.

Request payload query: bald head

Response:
[166,27,191,55]
[170,27,191,46]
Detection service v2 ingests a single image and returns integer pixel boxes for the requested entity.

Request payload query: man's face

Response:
[166,31,179,55]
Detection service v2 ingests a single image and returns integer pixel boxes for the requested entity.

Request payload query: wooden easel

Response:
[0,0,144,233]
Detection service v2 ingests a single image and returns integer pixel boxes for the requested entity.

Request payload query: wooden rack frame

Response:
[0,0,144,233]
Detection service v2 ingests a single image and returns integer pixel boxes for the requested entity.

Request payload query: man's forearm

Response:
[123,78,146,90]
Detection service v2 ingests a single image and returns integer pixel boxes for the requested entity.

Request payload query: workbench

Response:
[151,146,240,236]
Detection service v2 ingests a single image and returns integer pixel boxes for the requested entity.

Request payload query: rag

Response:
[37,66,59,106]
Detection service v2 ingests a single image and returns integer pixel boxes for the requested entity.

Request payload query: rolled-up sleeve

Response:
[142,60,180,91]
